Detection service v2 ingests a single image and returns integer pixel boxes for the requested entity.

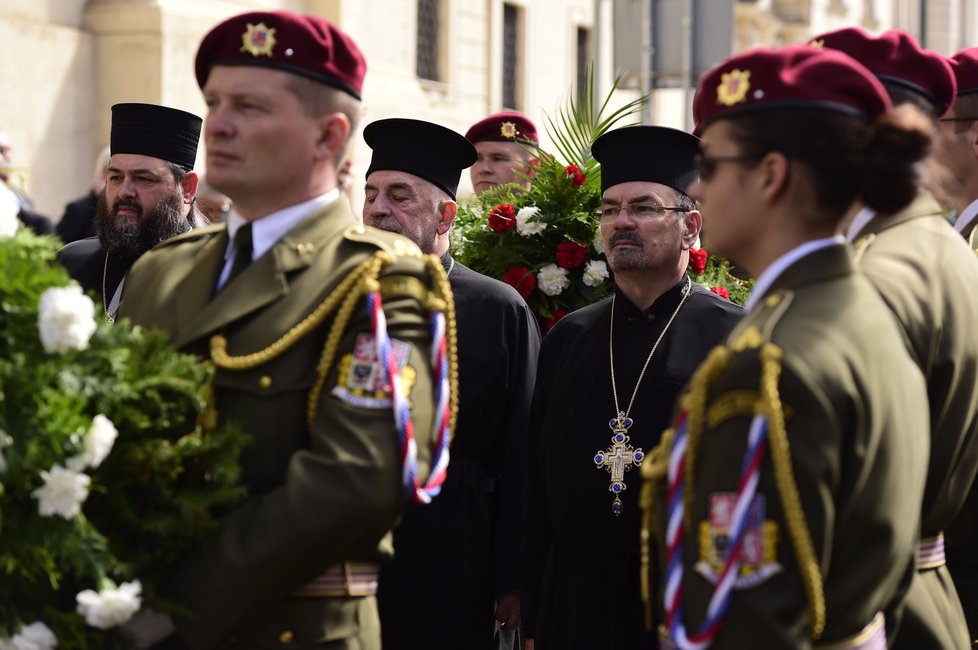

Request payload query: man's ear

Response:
[316,112,352,161]
[436,200,458,235]
[181,171,200,204]
[681,209,703,250]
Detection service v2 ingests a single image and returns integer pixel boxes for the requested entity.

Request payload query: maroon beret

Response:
[465,112,538,144]
[195,10,366,99]
[811,27,956,115]
[693,45,891,134]
[949,48,978,96]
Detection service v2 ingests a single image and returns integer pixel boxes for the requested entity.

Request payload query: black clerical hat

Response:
[364,118,477,200]
[110,103,202,170]
[591,126,699,195]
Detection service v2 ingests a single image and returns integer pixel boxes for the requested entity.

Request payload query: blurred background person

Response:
[0,127,54,235]
[194,178,231,224]
[466,112,538,196]
[57,145,111,243]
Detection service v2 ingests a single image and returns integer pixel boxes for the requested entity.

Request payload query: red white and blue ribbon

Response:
[664,412,769,649]
[367,291,451,505]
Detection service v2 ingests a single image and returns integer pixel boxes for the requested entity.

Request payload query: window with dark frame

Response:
[577,26,591,102]
[417,0,441,81]
[502,3,520,110]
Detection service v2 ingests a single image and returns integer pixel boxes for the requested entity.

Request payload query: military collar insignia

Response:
[500,121,518,139]
[717,69,751,106]
[241,22,277,57]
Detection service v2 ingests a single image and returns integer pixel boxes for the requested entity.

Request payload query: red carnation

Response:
[688,247,708,275]
[710,285,730,300]
[545,308,568,331]
[503,266,536,298]
[488,203,517,233]
[565,164,586,187]
[555,241,589,269]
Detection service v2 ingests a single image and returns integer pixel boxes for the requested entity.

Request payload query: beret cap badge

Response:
[717,69,751,107]
[500,121,518,139]
[241,22,277,57]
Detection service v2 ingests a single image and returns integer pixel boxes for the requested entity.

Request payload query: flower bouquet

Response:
[0,216,246,647]
[452,70,645,331]
[687,246,752,306]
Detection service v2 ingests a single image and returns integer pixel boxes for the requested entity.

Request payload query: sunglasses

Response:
[694,152,763,181]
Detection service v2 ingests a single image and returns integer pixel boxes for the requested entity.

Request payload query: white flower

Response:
[1,621,57,650]
[31,464,91,519]
[67,415,118,472]
[0,185,20,238]
[76,580,142,630]
[593,233,607,255]
[37,285,97,354]
[515,206,547,236]
[537,264,570,296]
[582,259,610,287]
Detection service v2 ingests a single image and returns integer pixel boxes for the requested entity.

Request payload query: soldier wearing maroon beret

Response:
[937,47,978,246]
[642,44,933,649]
[466,111,538,195]
[814,27,978,650]
[118,10,454,650]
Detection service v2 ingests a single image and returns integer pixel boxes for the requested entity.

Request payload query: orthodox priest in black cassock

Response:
[521,126,743,649]
[358,118,542,650]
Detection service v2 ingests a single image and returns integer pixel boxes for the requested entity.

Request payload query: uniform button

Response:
[279,630,294,644]
[259,375,273,389]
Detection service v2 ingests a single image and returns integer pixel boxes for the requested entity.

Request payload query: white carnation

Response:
[0,186,21,238]
[582,259,610,287]
[537,264,570,297]
[515,206,547,236]
[37,285,97,354]
[1,621,57,650]
[31,464,91,519]
[67,415,118,471]
[76,580,142,630]
[593,234,607,255]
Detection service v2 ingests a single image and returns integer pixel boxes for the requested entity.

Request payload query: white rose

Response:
[3,621,57,650]
[31,464,91,519]
[537,264,570,297]
[76,580,142,630]
[515,206,547,236]
[582,259,610,287]
[593,233,607,255]
[0,185,21,238]
[67,415,118,471]
[37,285,97,354]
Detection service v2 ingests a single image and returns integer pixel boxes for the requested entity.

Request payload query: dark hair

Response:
[725,105,931,216]
[165,161,197,218]
[674,190,697,214]
[881,81,940,119]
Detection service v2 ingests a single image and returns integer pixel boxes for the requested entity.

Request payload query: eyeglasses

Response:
[592,203,687,220]
[694,152,762,181]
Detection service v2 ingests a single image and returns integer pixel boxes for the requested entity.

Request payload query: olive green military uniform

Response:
[644,243,929,648]
[851,193,978,650]
[119,200,449,649]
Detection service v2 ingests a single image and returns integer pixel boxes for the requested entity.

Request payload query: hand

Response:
[495,590,522,630]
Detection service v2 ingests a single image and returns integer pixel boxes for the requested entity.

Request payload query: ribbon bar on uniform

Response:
[659,613,886,649]
[293,562,380,597]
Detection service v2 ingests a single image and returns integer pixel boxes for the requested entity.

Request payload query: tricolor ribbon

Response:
[367,291,451,505]
[664,412,769,649]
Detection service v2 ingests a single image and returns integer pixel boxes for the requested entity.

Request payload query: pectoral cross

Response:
[593,412,645,515]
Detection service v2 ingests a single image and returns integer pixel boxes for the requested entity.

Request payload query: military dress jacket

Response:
[523,278,742,650]
[853,194,978,650]
[378,258,541,650]
[649,243,929,649]
[118,200,445,649]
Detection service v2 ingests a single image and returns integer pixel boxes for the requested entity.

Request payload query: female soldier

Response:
[642,45,932,649]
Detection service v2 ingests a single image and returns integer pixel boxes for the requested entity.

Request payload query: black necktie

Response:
[220,223,253,291]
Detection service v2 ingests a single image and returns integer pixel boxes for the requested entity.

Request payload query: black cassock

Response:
[379,257,541,650]
[57,237,128,312]
[523,277,742,650]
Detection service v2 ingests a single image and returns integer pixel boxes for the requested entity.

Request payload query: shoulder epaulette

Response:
[343,224,424,260]
[152,223,225,250]
[726,289,793,350]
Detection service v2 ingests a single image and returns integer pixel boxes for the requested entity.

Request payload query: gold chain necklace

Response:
[593,277,692,515]
[101,251,115,324]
